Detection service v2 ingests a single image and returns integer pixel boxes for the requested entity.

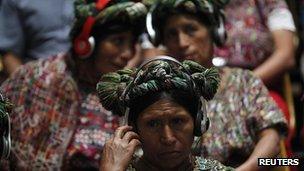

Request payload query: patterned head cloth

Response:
[147,0,228,15]
[71,0,148,38]
[96,57,220,116]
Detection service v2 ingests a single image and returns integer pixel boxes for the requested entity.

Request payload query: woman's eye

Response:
[165,30,178,40]
[112,37,124,45]
[184,25,196,36]
[147,120,161,128]
[171,118,184,125]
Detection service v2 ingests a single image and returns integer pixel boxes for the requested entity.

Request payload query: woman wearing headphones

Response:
[0,0,147,170]
[97,57,233,170]
[144,0,288,170]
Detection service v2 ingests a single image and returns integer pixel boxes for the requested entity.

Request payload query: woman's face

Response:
[94,30,135,74]
[163,14,213,67]
[137,99,194,170]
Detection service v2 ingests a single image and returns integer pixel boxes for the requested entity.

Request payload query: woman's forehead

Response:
[165,13,204,27]
[139,99,191,119]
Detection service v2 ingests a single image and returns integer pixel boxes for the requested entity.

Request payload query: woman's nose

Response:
[178,32,190,50]
[160,125,177,146]
[120,46,134,62]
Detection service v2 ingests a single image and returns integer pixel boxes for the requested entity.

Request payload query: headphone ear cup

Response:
[1,136,6,159]
[0,112,11,159]
[194,110,202,136]
[146,3,162,47]
[0,136,3,159]
[194,105,210,136]
[6,114,11,159]
[203,117,210,134]
[3,137,8,159]
[73,36,95,59]
[153,29,161,46]
[213,12,227,47]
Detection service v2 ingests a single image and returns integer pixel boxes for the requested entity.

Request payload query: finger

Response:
[122,131,140,142]
[105,137,114,145]
[129,139,141,151]
[114,125,132,139]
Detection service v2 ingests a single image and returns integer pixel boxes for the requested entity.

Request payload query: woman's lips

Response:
[158,151,181,159]
[185,54,198,60]
[113,63,126,69]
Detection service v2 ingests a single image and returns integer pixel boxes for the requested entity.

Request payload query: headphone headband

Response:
[146,4,156,45]
[96,0,110,9]
[77,0,111,40]
[121,55,193,102]
[77,16,96,41]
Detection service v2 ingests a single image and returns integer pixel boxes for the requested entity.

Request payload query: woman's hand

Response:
[236,128,280,171]
[253,30,295,85]
[100,125,141,171]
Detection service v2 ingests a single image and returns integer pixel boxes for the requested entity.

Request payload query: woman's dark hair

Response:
[129,89,200,128]
[91,17,145,43]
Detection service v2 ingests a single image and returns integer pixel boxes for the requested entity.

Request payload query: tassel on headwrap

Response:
[96,59,220,116]
[96,68,135,115]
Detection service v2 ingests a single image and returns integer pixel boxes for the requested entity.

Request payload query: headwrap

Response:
[71,0,148,38]
[96,58,220,116]
[146,0,228,16]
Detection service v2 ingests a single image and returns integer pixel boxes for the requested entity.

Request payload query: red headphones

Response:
[73,0,111,59]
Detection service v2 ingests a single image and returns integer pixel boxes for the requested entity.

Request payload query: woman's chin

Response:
[153,154,188,170]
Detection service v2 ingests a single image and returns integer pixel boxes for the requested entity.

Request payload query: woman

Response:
[214,0,296,143]
[215,0,296,86]
[145,0,288,170]
[97,57,234,170]
[0,0,147,170]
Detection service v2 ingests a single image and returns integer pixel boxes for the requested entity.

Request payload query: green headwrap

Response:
[71,0,148,38]
[145,0,229,11]
[96,59,220,116]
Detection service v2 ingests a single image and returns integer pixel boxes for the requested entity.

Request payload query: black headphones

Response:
[0,94,11,160]
[121,56,209,136]
[146,0,226,47]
